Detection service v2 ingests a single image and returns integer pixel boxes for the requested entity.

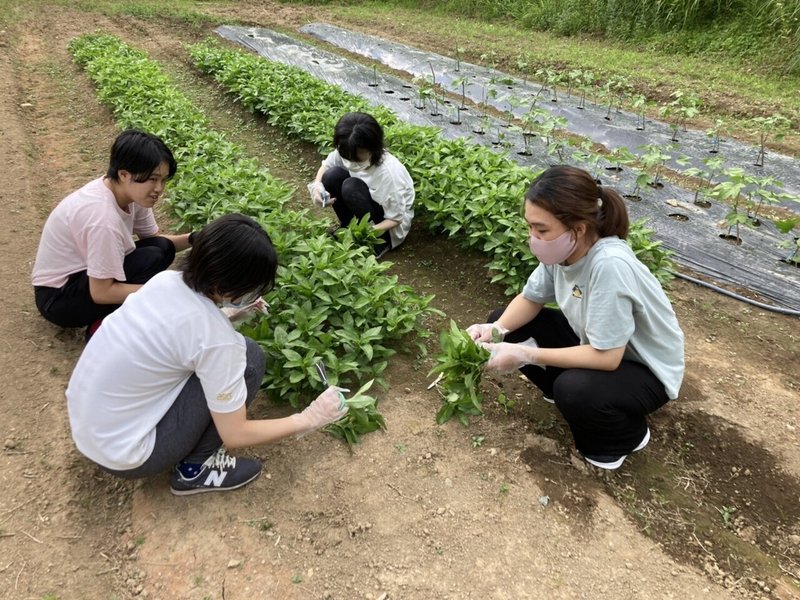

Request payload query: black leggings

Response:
[101,337,266,478]
[489,307,670,457]
[322,167,391,246]
[34,236,175,328]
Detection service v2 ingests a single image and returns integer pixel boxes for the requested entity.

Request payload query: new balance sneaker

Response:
[170,448,262,496]
[582,427,651,471]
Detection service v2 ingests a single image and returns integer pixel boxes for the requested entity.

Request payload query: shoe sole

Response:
[169,469,261,496]
[583,427,651,471]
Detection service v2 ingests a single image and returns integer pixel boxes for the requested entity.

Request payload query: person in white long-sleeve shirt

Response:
[311,112,415,258]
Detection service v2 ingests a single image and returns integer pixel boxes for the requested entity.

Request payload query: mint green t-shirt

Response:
[522,236,685,399]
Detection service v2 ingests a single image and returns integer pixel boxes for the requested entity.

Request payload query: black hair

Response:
[106,129,177,183]
[181,214,278,300]
[525,165,629,240]
[333,112,385,167]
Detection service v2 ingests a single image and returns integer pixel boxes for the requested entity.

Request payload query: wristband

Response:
[188,231,196,245]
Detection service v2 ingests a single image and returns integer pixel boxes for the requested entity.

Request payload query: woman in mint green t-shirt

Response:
[467,166,685,470]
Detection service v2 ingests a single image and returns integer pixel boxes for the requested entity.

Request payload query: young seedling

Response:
[455,46,465,72]
[576,71,595,110]
[571,141,604,181]
[683,155,726,207]
[451,75,470,110]
[606,145,636,173]
[776,216,800,266]
[638,143,673,189]
[516,53,530,84]
[601,75,630,121]
[543,69,562,102]
[751,113,791,167]
[705,118,726,154]
[566,69,582,99]
[629,94,647,131]
[748,175,782,225]
[707,167,754,243]
[659,90,701,142]
[503,94,524,127]
[429,320,491,426]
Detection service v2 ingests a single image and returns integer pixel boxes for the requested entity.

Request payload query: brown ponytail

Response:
[525,166,629,240]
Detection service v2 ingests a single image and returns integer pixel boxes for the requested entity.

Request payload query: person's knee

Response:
[322,166,348,190]
[553,370,596,413]
[341,176,368,201]
[151,237,176,269]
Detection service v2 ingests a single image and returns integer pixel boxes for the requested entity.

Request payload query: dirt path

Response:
[0,3,798,600]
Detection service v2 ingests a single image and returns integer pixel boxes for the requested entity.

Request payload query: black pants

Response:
[489,307,669,457]
[34,236,175,328]
[322,167,391,247]
[101,338,266,478]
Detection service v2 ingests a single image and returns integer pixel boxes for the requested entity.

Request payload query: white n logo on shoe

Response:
[204,469,228,487]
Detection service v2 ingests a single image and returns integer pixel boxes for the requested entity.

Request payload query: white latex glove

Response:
[466,322,509,343]
[307,181,331,208]
[221,298,269,322]
[291,386,349,437]
[482,338,543,373]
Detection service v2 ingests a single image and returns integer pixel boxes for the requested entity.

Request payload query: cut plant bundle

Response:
[429,320,491,426]
[325,379,387,449]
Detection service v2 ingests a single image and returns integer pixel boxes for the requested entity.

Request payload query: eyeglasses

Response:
[224,290,265,310]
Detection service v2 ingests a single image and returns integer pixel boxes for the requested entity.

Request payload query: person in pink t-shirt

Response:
[32,130,191,336]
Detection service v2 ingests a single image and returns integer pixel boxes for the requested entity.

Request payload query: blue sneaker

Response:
[170,448,261,496]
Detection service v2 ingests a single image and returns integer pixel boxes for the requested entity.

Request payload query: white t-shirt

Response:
[322,150,415,248]
[66,270,248,470]
[32,177,158,288]
[522,237,685,399]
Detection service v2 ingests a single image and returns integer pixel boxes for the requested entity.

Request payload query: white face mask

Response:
[342,157,371,172]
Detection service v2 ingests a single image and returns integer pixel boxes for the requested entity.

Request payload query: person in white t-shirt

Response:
[66,214,348,496]
[310,112,415,258]
[467,166,685,471]
[32,130,191,337]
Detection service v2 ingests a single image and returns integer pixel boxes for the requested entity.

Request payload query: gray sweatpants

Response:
[102,337,266,479]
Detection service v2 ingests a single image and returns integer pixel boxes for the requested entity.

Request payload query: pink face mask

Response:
[529,230,577,265]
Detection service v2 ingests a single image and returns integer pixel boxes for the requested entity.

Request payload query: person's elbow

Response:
[596,346,625,370]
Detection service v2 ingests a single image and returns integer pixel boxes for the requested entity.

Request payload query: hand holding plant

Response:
[292,386,350,437]
[482,338,543,372]
[466,322,508,343]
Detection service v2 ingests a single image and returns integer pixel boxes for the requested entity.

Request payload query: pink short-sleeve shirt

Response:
[32,177,158,288]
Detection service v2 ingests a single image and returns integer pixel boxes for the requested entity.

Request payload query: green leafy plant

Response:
[429,320,490,426]
[325,379,387,449]
[659,90,701,142]
[751,113,791,167]
[682,155,726,207]
[776,216,800,265]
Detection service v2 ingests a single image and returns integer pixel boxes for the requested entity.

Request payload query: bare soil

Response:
[1,3,799,600]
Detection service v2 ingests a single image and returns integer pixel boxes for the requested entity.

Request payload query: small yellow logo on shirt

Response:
[571,285,583,299]
[217,391,233,402]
